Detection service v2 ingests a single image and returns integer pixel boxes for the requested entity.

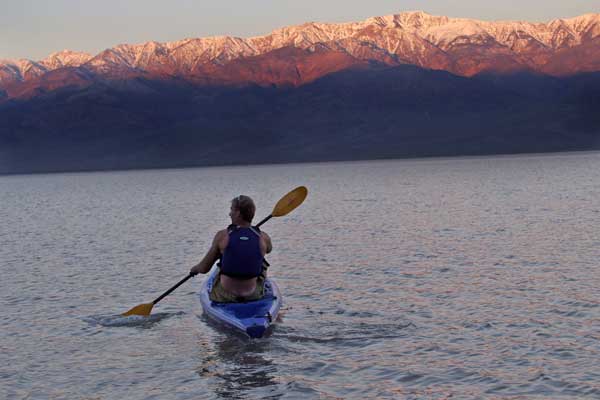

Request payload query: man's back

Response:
[217,227,272,297]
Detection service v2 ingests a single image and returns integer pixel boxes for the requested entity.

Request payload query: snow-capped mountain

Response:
[0,51,92,84]
[1,11,599,98]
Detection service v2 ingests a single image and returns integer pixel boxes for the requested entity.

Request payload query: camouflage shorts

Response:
[209,265,267,303]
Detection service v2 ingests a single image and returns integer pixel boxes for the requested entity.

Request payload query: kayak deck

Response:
[199,270,282,338]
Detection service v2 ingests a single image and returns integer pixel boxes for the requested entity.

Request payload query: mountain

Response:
[1,11,600,98]
[1,11,599,174]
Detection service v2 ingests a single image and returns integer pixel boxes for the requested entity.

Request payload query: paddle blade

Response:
[122,302,154,317]
[272,186,308,217]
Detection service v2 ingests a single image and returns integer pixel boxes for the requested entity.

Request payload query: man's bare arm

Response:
[262,232,273,254]
[190,232,223,275]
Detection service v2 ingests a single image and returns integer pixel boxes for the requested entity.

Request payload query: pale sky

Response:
[1,0,599,60]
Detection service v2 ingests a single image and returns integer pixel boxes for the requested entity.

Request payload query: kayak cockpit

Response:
[199,269,282,338]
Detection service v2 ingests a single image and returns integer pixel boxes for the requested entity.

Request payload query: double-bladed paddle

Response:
[121,186,308,317]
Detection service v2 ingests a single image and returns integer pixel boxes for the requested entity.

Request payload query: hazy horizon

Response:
[2,0,598,60]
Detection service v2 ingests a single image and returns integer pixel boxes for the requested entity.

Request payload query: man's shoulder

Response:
[215,229,228,239]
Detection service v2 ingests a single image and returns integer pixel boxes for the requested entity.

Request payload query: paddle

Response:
[121,186,308,317]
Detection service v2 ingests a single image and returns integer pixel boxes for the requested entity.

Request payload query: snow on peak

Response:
[2,11,599,84]
[39,50,92,69]
[380,11,600,50]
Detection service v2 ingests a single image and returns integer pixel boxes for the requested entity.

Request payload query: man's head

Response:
[230,195,256,224]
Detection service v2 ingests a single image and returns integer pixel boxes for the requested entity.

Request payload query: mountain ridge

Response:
[1,11,599,98]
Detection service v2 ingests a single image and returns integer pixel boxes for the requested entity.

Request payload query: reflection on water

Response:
[197,335,278,399]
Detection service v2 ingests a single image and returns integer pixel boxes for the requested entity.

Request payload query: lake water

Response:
[1,152,600,399]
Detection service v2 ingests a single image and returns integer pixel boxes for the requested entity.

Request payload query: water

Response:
[1,152,600,399]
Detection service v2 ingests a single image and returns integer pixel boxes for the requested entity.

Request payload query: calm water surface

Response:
[1,153,600,399]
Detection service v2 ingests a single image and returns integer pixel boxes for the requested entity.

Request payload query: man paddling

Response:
[190,195,272,302]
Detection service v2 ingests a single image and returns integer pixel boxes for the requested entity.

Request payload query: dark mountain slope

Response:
[1,65,599,174]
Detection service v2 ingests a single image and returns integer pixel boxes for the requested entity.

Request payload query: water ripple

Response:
[83,312,184,328]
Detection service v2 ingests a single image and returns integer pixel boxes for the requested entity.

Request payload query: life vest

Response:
[220,225,263,279]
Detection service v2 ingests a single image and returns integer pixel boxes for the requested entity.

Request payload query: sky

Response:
[1,0,599,61]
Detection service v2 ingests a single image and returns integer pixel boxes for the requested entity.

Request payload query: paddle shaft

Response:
[152,273,193,305]
[255,214,272,228]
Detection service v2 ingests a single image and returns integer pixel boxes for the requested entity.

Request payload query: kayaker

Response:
[190,195,272,302]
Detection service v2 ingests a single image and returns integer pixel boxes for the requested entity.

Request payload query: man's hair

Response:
[232,195,256,223]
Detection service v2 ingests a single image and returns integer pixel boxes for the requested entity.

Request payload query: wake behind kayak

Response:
[199,269,282,338]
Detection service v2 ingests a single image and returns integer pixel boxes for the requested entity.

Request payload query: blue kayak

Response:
[199,269,282,338]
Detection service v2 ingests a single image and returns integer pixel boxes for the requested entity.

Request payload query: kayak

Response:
[199,269,282,338]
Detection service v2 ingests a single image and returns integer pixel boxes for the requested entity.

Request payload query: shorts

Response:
[209,264,268,303]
